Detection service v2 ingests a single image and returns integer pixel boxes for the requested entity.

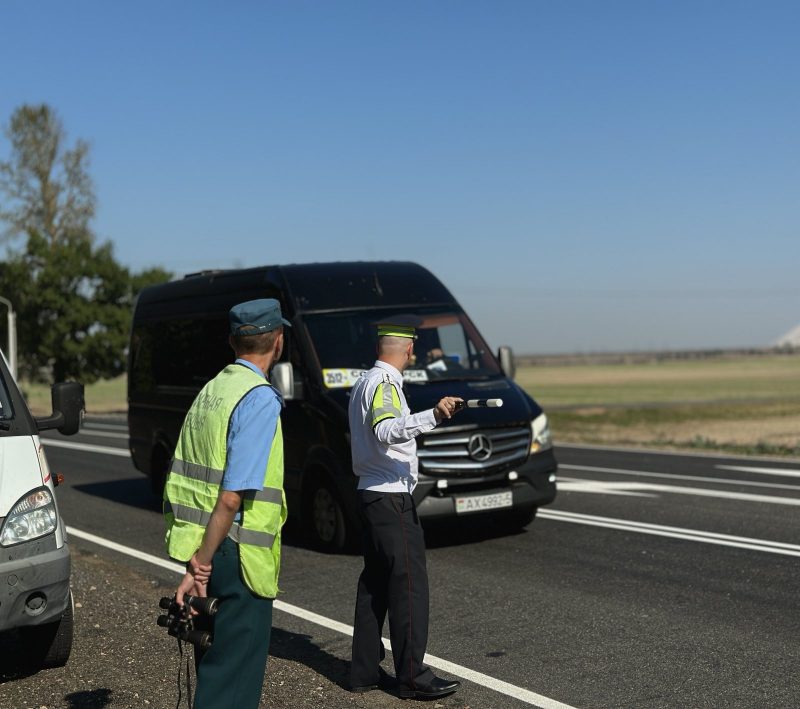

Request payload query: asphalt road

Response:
[2,417,798,708]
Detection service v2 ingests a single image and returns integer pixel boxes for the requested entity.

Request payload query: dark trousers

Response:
[350,491,434,689]
[194,538,273,709]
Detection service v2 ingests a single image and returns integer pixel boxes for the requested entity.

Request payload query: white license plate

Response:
[455,491,513,514]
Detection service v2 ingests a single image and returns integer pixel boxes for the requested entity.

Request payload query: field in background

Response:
[21,375,127,417]
[19,353,800,457]
[518,353,800,457]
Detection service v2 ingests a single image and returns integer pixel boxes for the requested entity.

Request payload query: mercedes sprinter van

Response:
[128,262,557,551]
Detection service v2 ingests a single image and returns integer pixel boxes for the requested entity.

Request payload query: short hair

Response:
[378,335,413,356]
[231,326,281,355]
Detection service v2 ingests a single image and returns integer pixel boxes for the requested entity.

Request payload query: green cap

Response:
[229,298,291,335]
[376,314,420,339]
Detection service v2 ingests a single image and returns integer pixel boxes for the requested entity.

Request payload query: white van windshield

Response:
[304,309,503,387]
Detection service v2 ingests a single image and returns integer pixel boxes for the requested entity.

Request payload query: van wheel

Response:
[21,590,74,670]
[304,472,348,553]
[150,443,171,496]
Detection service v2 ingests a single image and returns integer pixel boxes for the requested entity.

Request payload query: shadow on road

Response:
[72,477,162,513]
[423,517,530,549]
[64,688,113,708]
[270,627,351,690]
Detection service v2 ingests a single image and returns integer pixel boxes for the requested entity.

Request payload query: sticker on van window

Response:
[322,368,430,388]
[322,369,366,388]
[403,369,429,383]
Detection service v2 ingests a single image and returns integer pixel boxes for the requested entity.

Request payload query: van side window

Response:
[130,316,232,394]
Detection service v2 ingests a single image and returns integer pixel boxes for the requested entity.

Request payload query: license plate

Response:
[455,491,513,514]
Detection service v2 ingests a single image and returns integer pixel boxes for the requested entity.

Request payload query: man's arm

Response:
[371,381,462,444]
[176,489,243,605]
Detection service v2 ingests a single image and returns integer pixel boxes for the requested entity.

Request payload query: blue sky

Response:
[1,1,798,353]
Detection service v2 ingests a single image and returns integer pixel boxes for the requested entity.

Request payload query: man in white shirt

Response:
[348,319,463,700]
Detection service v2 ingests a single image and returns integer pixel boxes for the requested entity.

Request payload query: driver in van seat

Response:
[163,298,290,709]
[348,317,464,700]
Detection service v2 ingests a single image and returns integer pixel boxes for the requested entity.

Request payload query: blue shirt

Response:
[221,359,282,493]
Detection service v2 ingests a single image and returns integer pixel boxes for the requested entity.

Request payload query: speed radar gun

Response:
[454,398,503,411]
[157,594,218,651]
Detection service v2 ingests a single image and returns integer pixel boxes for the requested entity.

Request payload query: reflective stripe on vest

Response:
[371,380,402,427]
[165,501,278,548]
[163,363,287,598]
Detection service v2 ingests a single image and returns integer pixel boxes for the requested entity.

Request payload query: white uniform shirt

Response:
[348,360,437,493]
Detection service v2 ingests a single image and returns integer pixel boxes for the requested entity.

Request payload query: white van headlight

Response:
[530,413,552,454]
[0,487,57,546]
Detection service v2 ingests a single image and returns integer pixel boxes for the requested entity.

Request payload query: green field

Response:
[21,375,127,416]
[517,353,800,457]
[19,353,800,457]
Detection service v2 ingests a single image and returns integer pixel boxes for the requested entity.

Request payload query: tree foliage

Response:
[0,104,171,384]
[0,104,95,246]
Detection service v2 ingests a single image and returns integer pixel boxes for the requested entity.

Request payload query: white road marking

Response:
[716,465,800,479]
[66,526,576,709]
[43,439,129,457]
[552,479,657,497]
[539,510,800,557]
[83,422,127,431]
[557,476,800,506]
[560,463,800,492]
[77,429,129,440]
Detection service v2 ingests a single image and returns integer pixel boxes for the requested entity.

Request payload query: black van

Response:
[127,261,557,551]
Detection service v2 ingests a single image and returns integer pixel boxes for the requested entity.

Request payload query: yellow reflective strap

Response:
[371,381,402,427]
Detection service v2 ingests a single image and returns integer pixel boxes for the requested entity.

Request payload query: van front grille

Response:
[417,424,531,476]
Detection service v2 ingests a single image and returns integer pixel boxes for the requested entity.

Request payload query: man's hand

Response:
[175,571,207,612]
[188,553,212,584]
[434,396,464,423]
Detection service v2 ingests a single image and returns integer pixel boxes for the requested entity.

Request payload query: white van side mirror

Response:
[498,346,516,380]
[272,362,297,401]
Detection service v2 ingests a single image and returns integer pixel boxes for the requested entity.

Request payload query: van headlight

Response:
[530,413,552,454]
[0,487,57,546]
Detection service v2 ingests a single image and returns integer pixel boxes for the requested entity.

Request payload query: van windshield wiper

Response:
[0,419,11,430]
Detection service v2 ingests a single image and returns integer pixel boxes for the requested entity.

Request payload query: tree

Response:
[0,104,171,383]
[0,104,94,246]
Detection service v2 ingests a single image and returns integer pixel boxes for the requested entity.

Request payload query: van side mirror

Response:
[498,346,516,380]
[35,382,85,435]
[272,362,301,401]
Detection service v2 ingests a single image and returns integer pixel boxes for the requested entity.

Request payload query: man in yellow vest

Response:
[164,298,290,709]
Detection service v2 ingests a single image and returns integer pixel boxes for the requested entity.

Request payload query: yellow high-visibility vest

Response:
[164,363,287,598]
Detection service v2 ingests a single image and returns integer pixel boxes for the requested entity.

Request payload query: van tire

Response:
[303,471,348,553]
[149,443,171,496]
[21,590,74,670]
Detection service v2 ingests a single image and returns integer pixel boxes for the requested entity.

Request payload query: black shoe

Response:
[350,667,394,693]
[398,676,461,699]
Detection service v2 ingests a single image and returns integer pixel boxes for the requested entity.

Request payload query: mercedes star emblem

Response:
[467,433,493,461]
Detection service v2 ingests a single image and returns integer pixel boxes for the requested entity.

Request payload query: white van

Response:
[0,350,83,670]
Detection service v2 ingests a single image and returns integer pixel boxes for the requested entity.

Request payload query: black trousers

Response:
[350,490,435,689]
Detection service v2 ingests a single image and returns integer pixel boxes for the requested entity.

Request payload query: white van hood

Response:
[0,435,45,517]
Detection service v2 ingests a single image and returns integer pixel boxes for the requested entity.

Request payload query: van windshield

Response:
[304,309,503,387]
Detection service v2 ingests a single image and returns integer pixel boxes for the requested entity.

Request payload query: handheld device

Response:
[455,398,503,410]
